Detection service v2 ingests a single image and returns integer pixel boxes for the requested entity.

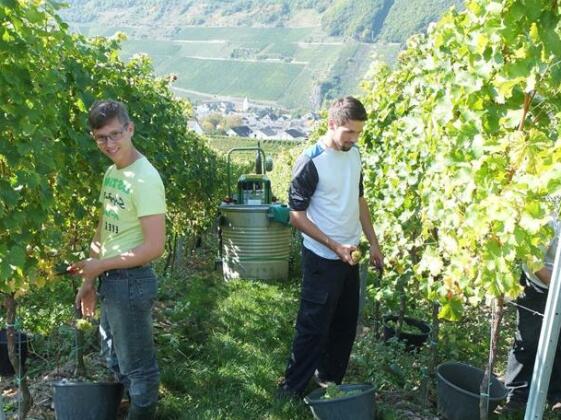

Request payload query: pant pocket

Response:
[99,277,129,305]
[129,276,158,311]
[298,288,329,335]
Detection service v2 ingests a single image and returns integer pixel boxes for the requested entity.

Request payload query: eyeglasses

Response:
[92,124,129,145]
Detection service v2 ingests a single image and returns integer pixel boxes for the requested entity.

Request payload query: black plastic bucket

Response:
[436,362,507,420]
[304,384,376,420]
[53,381,124,420]
[383,315,430,351]
[0,329,28,376]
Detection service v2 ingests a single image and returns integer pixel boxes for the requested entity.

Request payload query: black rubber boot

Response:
[126,402,157,420]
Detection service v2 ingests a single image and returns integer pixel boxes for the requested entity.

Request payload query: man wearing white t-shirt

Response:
[278,97,384,397]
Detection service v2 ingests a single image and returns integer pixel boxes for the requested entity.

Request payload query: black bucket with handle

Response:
[383,315,431,351]
[53,380,124,420]
[436,362,507,420]
[304,383,376,420]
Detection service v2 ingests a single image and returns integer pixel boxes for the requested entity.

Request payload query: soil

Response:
[0,353,126,420]
[378,390,440,419]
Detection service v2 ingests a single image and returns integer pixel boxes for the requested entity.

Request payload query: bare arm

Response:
[89,217,103,259]
[290,210,356,265]
[99,214,166,270]
[73,214,165,314]
[359,197,384,269]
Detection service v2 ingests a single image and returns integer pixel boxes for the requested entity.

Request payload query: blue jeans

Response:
[98,266,160,409]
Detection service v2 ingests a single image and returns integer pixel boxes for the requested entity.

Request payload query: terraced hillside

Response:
[64,0,462,111]
[62,0,463,44]
[72,23,399,111]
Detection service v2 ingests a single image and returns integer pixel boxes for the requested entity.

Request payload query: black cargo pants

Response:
[281,246,360,395]
[504,274,561,404]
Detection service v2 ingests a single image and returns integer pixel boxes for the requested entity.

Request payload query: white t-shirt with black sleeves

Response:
[289,138,364,260]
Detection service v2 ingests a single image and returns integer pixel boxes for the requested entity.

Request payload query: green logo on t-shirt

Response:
[103,177,131,194]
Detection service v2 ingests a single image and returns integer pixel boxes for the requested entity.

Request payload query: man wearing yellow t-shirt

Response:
[71,100,166,420]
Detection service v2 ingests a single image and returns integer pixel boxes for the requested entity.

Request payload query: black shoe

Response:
[494,399,526,416]
[126,403,157,420]
[312,370,331,389]
[276,384,300,401]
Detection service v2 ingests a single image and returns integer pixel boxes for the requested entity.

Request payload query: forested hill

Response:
[60,0,463,44]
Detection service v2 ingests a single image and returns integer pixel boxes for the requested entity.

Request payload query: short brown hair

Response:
[328,96,367,125]
[88,99,131,130]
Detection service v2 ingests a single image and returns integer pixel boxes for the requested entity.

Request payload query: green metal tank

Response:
[219,203,291,281]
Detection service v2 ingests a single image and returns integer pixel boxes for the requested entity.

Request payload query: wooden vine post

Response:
[479,296,504,420]
[4,294,32,419]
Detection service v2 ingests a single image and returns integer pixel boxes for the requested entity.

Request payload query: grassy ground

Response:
[1,239,559,419]
[152,243,558,420]
[155,250,309,419]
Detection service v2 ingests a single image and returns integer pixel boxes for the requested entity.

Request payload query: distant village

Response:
[188,97,319,141]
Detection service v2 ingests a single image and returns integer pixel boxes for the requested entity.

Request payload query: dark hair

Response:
[88,100,131,130]
[328,96,367,125]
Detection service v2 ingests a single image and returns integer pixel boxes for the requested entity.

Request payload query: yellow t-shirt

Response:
[99,156,166,259]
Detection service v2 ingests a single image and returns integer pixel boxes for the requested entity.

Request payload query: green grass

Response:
[176,42,234,59]
[8,235,553,419]
[123,39,253,61]
[156,269,310,419]
[292,43,341,63]
[151,251,525,419]
[121,39,183,56]
[174,27,315,43]
[159,57,306,101]
[261,41,299,58]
